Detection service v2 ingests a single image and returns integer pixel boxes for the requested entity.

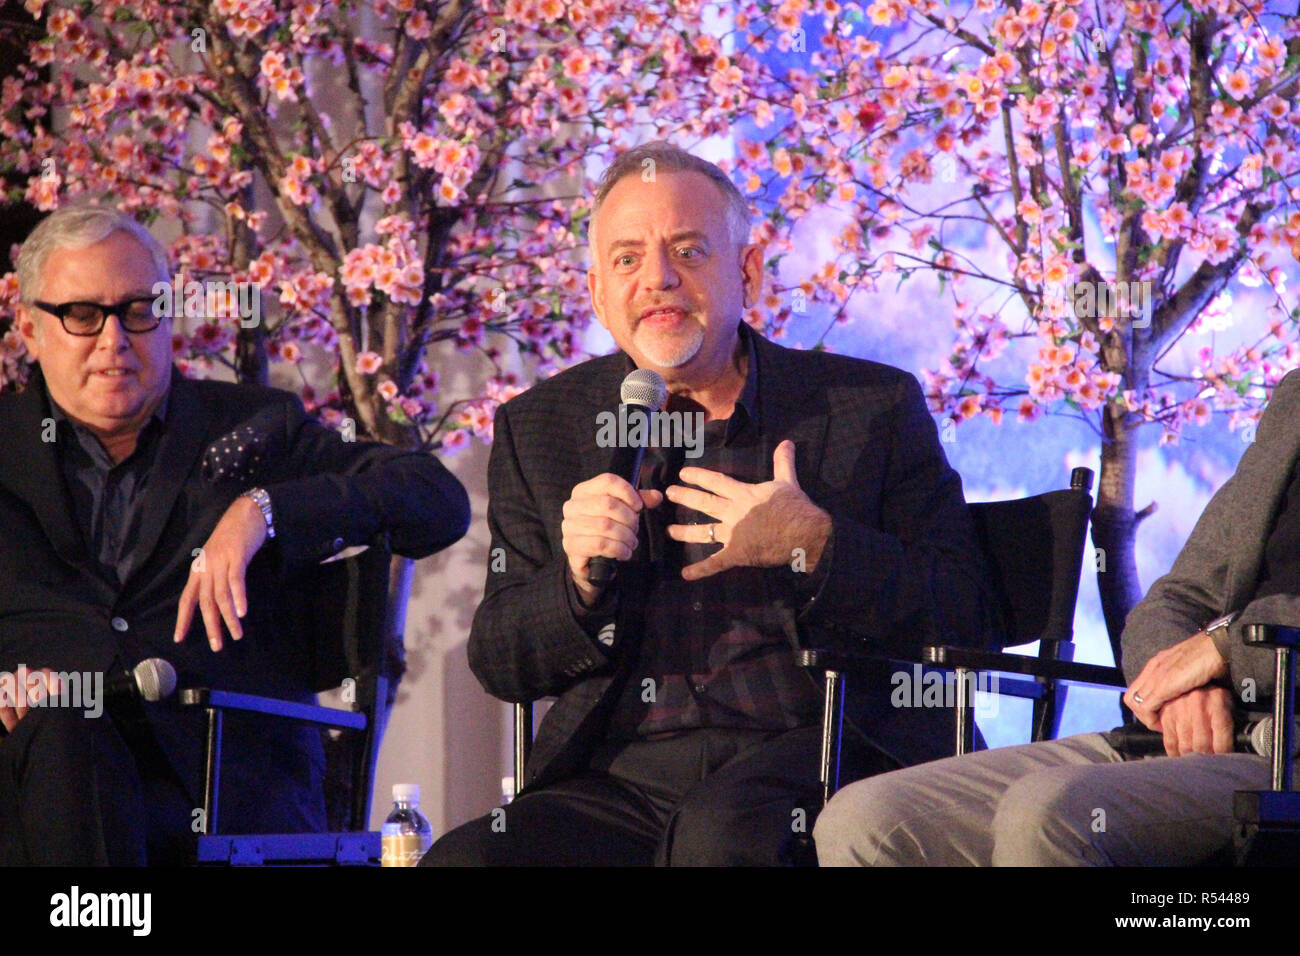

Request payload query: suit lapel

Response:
[125,369,217,589]
[749,331,831,489]
[0,367,88,572]
[577,354,631,482]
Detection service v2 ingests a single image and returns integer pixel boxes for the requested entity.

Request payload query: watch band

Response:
[241,487,276,539]
[1205,611,1238,637]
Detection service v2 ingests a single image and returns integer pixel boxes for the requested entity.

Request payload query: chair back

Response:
[969,467,1093,652]
[968,467,1093,740]
[284,540,398,831]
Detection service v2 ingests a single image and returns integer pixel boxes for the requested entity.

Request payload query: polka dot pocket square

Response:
[202,422,270,484]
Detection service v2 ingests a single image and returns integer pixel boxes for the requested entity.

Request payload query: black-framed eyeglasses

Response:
[34,297,165,337]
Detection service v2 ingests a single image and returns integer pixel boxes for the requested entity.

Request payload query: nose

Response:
[642,246,680,291]
[96,311,131,351]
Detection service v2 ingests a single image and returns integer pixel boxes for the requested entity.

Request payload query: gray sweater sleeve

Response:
[1120,370,1300,699]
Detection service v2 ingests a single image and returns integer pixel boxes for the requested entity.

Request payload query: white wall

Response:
[368,350,506,835]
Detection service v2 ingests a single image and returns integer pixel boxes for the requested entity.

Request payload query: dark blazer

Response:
[0,366,470,832]
[468,329,995,791]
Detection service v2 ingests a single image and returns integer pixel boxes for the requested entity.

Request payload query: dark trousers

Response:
[0,707,194,866]
[422,725,899,866]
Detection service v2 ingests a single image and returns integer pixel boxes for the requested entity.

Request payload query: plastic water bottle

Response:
[381,783,433,867]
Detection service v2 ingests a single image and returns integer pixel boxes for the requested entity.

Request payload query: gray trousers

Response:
[813,732,1272,866]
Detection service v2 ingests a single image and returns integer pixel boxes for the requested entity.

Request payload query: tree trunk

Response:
[234,322,268,387]
[1090,402,1144,669]
[230,203,268,387]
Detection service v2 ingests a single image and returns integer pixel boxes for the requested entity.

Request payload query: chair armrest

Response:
[1243,623,1300,648]
[922,646,1125,688]
[795,648,920,672]
[797,646,1124,688]
[179,688,367,731]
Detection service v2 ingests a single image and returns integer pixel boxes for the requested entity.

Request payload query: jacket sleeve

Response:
[465,400,615,703]
[1121,371,1300,695]
[260,395,471,575]
[797,374,996,656]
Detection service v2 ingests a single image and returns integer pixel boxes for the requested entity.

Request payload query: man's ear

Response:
[739,242,764,310]
[14,302,41,361]
[587,267,609,331]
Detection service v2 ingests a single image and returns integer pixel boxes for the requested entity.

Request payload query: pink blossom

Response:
[439,429,470,455]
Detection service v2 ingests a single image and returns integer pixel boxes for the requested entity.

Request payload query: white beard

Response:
[632,321,704,369]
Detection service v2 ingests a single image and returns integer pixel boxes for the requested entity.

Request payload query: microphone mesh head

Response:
[621,369,667,410]
[1251,718,1271,755]
[1248,716,1300,757]
[134,658,178,702]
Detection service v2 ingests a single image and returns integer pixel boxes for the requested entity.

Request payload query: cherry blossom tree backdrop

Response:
[4,0,1300,813]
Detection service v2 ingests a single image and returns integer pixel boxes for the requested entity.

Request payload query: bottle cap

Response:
[393,783,420,804]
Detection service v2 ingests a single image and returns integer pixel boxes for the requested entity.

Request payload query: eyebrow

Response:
[607,231,712,255]
[47,290,159,304]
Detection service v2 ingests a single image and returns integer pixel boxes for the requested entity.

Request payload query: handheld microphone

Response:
[1110,716,1299,758]
[587,368,668,589]
[106,658,178,704]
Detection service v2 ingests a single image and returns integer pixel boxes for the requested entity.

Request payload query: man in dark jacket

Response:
[424,142,994,866]
[0,206,470,864]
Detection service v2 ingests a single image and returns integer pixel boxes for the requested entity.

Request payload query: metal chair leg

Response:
[955,666,974,756]
[203,706,223,836]
[820,669,844,808]
[513,701,532,799]
[1272,646,1295,792]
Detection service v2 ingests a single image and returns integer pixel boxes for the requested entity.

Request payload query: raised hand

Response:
[665,440,831,582]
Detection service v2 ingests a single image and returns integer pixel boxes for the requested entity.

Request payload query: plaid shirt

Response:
[604,327,827,740]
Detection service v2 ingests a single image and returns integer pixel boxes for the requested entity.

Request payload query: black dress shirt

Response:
[49,393,169,590]
[596,326,829,740]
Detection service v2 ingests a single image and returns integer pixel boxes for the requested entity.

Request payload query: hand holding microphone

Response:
[561,369,667,607]
[1112,713,1299,758]
[0,657,176,732]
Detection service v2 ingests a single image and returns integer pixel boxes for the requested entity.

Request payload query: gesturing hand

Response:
[1123,631,1229,730]
[173,496,269,651]
[665,440,831,582]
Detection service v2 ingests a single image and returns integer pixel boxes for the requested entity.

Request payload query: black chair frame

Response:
[180,539,399,865]
[513,468,1128,815]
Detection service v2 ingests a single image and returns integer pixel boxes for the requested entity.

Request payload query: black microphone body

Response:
[1109,717,1297,757]
[587,369,668,590]
[588,409,653,589]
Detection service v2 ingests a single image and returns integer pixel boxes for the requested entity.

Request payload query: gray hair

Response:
[589,141,752,253]
[16,206,170,304]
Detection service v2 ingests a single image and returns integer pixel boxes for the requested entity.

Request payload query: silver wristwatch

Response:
[241,487,276,539]
[1204,611,1238,639]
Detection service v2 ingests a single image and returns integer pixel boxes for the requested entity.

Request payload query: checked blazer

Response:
[468,327,997,791]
